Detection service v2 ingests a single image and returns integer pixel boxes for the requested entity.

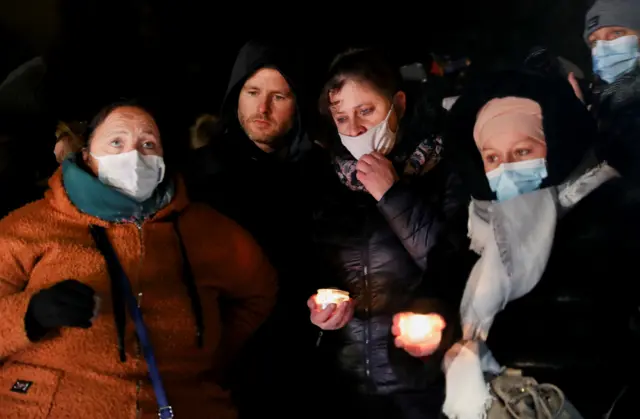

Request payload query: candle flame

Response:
[399,314,442,343]
[315,288,350,308]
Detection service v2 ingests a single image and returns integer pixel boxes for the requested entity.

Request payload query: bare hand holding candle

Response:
[392,312,446,358]
[307,289,354,330]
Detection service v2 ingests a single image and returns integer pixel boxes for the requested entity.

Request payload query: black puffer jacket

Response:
[311,141,468,399]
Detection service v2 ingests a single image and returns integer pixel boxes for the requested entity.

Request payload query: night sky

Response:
[0,0,594,125]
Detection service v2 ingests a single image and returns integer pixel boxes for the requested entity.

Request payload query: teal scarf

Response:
[61,155,174,223]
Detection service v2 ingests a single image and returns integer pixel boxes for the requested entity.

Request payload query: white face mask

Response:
[338,107,397,160]
[92,150,165,202]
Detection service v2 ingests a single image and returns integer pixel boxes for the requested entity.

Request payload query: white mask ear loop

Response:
[387,105,396,130]
[375,104,397,155]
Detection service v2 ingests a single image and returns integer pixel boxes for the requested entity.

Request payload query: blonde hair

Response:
[189,114,221,150]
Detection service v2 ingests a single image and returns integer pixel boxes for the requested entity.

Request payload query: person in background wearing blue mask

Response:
[580,0,640,181]
[586,0,639,84]
[443,70,640,416]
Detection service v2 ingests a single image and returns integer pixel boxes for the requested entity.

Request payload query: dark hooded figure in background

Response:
[184,39,325,418]
[0,56,58,218]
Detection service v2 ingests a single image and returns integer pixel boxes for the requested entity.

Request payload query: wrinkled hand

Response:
[568,72,585,104]
[392,312,446,358]
[356,152,399,201]
[308,295,354,330]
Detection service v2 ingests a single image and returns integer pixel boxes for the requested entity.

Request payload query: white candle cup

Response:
[315,288,350,309]
[398,314,442,345]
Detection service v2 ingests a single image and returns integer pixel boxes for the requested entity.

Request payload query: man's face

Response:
[589,26,640,47]
[237,68,296,152]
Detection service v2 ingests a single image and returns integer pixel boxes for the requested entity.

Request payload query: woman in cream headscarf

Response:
[421,71,640,417]
[473,97,547,203]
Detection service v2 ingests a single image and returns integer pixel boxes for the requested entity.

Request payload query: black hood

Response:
[221,39,311,163]
[445,70,598,201]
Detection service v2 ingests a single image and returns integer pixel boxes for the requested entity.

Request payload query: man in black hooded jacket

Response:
[186,39,324,417]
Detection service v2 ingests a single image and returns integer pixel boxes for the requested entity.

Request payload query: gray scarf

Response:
[443,162,619,419]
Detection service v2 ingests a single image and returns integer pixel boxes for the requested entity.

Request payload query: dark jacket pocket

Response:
[0,362,62,419]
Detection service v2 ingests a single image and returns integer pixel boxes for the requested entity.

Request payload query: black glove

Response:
[25,279,96,342]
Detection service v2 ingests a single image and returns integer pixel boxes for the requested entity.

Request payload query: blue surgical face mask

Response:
[592,35,640,84]
[486,158,548,202]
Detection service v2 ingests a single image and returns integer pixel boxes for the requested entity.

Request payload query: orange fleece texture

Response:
[0,169,277,419]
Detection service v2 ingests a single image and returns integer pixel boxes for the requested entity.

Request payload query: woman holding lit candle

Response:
[307,49,468,419]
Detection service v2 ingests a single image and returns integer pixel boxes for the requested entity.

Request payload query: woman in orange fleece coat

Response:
[0,102,277,419]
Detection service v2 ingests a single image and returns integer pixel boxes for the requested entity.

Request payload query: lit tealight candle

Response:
[315,288,350,309]
[398,314,443,345]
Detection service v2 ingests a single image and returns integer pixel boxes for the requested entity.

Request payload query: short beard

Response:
[238,112,294,152]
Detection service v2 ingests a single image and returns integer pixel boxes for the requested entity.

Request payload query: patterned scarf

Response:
[333,134,444,191]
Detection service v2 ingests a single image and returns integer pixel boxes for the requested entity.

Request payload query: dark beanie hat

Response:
[584,0,640,42]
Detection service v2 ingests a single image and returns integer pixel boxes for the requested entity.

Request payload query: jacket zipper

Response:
[362,220,373,392]
[133,221,145,417]
[363,265,371,384]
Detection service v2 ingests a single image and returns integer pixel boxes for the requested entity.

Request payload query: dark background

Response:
[0,0,594,122]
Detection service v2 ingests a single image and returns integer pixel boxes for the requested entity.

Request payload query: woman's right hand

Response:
[307,295,354,330]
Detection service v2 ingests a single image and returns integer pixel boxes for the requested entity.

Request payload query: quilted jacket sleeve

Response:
[377,165,467,272]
